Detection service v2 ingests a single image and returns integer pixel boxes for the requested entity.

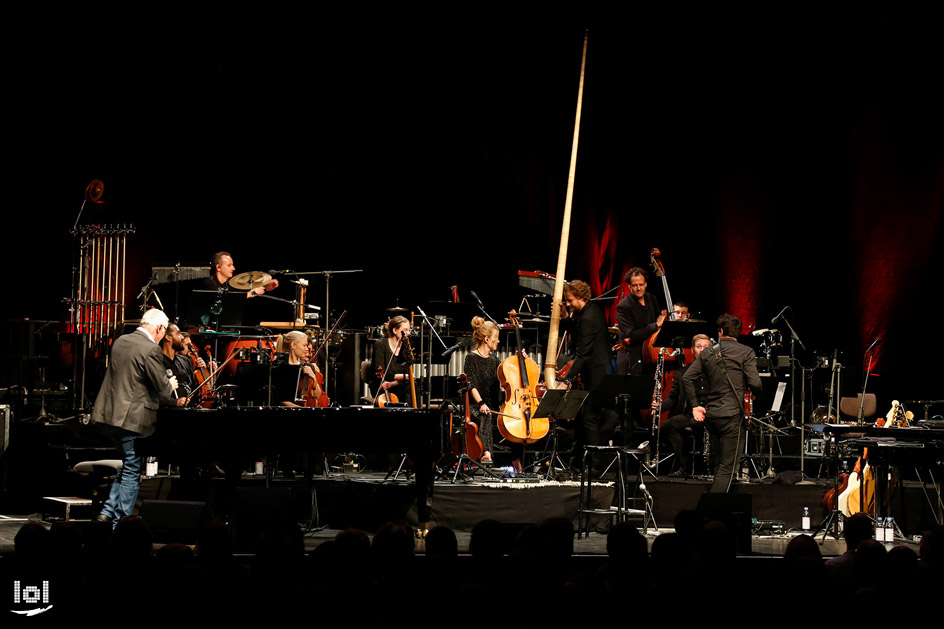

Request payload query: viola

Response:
[451,373,484,461]
[375,365,400,407]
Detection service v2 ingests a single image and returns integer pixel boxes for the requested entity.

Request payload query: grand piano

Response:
[142,405,448,523]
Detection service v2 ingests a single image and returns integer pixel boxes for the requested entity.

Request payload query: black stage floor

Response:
[3,469,938,557]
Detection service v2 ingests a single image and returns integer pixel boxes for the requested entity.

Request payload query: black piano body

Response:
[147,405,446,460]
[141,405,447,523]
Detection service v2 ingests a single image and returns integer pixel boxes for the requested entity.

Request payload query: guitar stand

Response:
[449,384,502,483]
[815,509,844,541]
[384,455,413,482]
[450,451,501,483]
[449,418,502,483]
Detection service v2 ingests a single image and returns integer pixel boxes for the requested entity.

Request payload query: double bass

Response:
[640,247,675,365]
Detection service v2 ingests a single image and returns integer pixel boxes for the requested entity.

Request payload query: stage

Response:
[5,466,938,556]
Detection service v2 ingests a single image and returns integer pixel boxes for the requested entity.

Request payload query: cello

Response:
[495,311,548,444]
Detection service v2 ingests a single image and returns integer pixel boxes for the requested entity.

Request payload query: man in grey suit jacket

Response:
[93,308,181,524]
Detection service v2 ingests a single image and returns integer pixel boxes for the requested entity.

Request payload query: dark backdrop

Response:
[5,13,942,407]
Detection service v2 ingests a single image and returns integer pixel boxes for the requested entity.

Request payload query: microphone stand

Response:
[856,341,879,425]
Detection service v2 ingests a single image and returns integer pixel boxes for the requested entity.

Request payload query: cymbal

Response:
[229,271,272,291]
[385,306,409,313]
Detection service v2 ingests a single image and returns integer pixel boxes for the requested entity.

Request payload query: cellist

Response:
[464,316,526,472]
[277,330,324,407]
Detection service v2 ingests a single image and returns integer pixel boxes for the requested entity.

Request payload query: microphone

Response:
[866,337,881,353]
[166,369,178,398]
[771,306,790,325]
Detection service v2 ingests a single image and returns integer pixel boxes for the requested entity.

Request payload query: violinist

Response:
[174,332,206,393]
[616,267,667,375]
[370,316,413,406]
[172,331,196,393]
[559,281,617,450]
[277,330,324,407]
[159,324,193,405]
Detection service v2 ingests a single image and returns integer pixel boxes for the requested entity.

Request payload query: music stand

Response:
[658,320,714,349]
[599,374,657,477]
[531,388,588,480]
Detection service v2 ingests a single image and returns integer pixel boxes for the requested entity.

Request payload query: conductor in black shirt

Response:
[683,313,762,492]
[560,280,617,449]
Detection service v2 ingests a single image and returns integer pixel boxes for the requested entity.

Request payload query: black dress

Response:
[463,350,500,453]
[370,337,412,406]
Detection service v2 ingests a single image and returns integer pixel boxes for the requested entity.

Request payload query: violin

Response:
[191,344,218,408]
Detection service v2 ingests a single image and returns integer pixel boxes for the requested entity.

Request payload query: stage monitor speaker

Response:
[140,499,209,544]
[696,492,753,554]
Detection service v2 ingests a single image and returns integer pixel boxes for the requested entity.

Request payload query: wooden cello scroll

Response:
[544,31,589,391]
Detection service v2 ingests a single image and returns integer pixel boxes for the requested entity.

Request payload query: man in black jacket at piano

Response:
[683,314,763,493]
